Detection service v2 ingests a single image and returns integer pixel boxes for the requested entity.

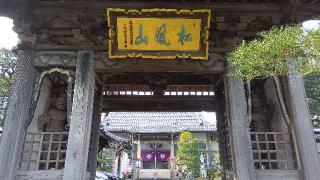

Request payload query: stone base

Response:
[256,170,300,180]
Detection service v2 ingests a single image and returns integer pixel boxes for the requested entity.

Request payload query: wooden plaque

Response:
[107,8,211,60]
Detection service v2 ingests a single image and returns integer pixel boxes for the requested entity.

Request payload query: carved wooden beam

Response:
[34,51,225,73]
[22,1,317,18]
[34,51,77,67]
[31,1,280,14]
[102,96,216,112]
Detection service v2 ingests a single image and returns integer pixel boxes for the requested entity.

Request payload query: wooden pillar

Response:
[116,150,122,178]
[205,142,210,168]
[224,73,256,180]
[131,134,137,180]
[170,134,175,178]
[286,71,320,179]
[63,51,95,180]
[170,134,175,160]
[87,78,104,180]
[137,135,141,179]
[215,82,231,176]
[0,51,36,180]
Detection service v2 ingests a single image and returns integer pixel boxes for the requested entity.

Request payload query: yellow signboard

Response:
[107,8,211,59]
[117,18,201,51]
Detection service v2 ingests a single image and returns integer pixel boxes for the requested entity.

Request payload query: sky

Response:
[0,17,19,49]
[303,20,320,31]
[0,17,318,124]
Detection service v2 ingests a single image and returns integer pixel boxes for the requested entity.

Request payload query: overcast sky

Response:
[0,17,18,49]
[303,20,320,31]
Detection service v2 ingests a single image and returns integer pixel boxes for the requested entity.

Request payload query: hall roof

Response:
[102,112,216,133]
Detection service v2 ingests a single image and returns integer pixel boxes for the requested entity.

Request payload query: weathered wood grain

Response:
[224,72,256,180]
[0,51,36,180]
[286,71,320,179]
[87,79,104,180]
[102,96,216,112]
[63,51,95,180]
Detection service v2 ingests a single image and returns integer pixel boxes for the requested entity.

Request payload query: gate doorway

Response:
[98,72,231,179]
[102,111,218,179]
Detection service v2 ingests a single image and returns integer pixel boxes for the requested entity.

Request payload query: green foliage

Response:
[176,131,201,177]
[195,177,206,180]
[304,73,320,128]
[207,168,222,180]
[97,148,115,172]
[227,24,320,128]
[228,25,320,80]
[304,27,320,58]
[303,29,320,126]
[0,48,16,126]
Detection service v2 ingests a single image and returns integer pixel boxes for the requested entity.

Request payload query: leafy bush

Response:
[175,131,201,177]
[228,25,320,80]
[97,148,115,172]
[0,48,16,126]
[304,73,320,128]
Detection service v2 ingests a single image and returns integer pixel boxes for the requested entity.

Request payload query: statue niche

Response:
[38,85,68,132]
[27,69,74,133]
[20,69,74,171]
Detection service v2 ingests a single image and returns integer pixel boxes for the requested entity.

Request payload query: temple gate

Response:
[0,0,320,180]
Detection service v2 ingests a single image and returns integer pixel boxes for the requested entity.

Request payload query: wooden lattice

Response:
[20,132,68,171]
[251,132,296,170]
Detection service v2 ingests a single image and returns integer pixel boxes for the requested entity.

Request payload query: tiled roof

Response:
[102,112,216,133]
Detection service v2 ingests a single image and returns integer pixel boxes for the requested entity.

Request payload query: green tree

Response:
[228,25,320,79]
[304,73,320,128]
[227,25,320,125]
[0,48,16,126]
[176,131,201,177]
[97,148,115,172]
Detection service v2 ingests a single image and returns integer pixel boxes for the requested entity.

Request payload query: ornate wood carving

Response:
[34,52,77,67]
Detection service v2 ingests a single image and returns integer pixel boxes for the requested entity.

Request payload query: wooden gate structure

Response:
[0,1,320,180]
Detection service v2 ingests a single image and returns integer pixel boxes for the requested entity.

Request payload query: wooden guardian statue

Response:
[38,87,68,132]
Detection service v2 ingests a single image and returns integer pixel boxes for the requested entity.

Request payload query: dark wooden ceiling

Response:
[100,72,221,112]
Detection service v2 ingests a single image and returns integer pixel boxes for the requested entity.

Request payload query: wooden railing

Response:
[250,132,296,170]
[20,131,68,171]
